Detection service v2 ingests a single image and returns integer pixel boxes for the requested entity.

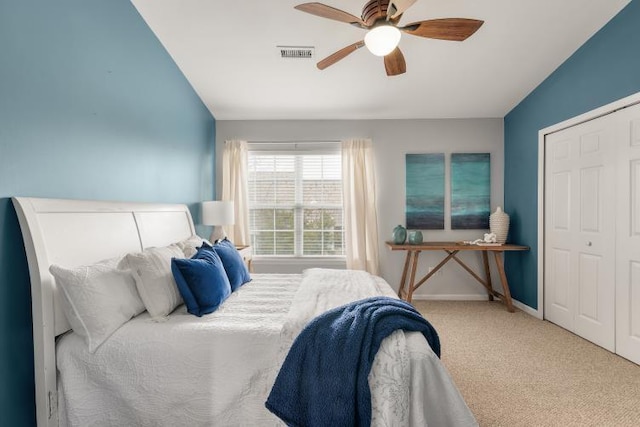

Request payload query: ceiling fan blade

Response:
[384,47,406,76]
[317,41,365,70]
[387,0,418,20]
[295,2,365,26]
[401,18,484,41]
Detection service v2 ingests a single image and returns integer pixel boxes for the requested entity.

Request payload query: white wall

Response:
[216,118,504,299]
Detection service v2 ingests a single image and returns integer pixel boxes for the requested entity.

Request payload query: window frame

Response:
[247,142,345,259]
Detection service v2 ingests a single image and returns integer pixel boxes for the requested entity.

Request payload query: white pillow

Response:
[125,245,186,318]
[50,258,144,353]
[176,235,211,258]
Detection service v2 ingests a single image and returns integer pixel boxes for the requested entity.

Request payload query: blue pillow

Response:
[203,239,251,291]
[171,248,231,317]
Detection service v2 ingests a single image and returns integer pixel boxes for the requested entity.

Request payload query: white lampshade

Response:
[364,25,401,56]
[202,201,235,226]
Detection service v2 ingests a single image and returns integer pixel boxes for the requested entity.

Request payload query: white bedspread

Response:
[57,271,476,427]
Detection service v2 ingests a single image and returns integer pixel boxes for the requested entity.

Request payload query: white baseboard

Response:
[512,298,542,319]
[411,294,544,320]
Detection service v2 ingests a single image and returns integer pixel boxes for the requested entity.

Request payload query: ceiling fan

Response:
[294,0,484,76]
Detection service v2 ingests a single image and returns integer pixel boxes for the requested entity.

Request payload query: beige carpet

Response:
[414,301,640,427]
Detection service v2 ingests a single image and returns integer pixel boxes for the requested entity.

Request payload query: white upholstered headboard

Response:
[12,197,196,427]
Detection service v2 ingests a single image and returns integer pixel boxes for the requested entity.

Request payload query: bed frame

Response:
[12,197,196,427]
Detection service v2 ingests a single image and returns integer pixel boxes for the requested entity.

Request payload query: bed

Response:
[13,197,477,427]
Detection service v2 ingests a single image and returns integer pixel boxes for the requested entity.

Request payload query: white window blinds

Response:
[247,143,344,257]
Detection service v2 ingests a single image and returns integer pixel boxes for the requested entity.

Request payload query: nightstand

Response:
[235,245,253,272]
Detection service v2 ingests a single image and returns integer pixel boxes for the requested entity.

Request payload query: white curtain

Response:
[221,140,250,245]
[342,138,380,274]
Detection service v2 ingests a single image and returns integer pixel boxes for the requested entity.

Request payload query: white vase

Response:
[490,207,510,244]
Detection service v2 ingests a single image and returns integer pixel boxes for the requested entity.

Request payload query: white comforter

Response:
[57,271,476,427]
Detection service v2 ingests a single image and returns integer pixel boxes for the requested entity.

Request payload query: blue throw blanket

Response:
[265,296,440,427]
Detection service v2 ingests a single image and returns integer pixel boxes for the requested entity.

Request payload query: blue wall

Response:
[0,1,215,424]
[504,0,640,308]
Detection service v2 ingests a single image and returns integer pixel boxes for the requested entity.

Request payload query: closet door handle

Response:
[586,241,592,247]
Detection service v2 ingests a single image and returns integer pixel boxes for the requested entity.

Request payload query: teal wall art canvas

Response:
[451,153,491,229]
[405,153,445,229]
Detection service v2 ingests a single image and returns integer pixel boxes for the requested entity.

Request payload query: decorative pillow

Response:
[50,258,144,353]
[125,245,186,318]
[175,235,211,258]
[171,248,231,317]
[207,239,251,291]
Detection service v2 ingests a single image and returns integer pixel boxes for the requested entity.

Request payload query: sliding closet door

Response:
[616,103,640,365]
[544,114,616,351]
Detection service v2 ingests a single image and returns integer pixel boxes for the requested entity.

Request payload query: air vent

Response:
[278,46,314,59]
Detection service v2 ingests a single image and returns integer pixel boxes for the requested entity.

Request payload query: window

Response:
[247,143,344,257]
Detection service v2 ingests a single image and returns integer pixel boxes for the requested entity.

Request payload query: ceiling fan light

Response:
[364,25,401,56]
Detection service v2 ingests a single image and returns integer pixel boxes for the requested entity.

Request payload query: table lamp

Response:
[202,201,235,242]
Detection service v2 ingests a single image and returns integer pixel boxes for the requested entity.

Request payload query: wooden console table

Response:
[386,241,529,312]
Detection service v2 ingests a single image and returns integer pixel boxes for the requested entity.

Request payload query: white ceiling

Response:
[131,0,631,120]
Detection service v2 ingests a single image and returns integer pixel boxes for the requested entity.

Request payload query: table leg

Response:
[413,250,457,290]
[397,250,413,300]
[406,251,421,303]
[493,252,515,313]
[482,251,494,301]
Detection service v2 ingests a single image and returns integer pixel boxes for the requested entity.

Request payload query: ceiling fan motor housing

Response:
[362,0,391,26]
